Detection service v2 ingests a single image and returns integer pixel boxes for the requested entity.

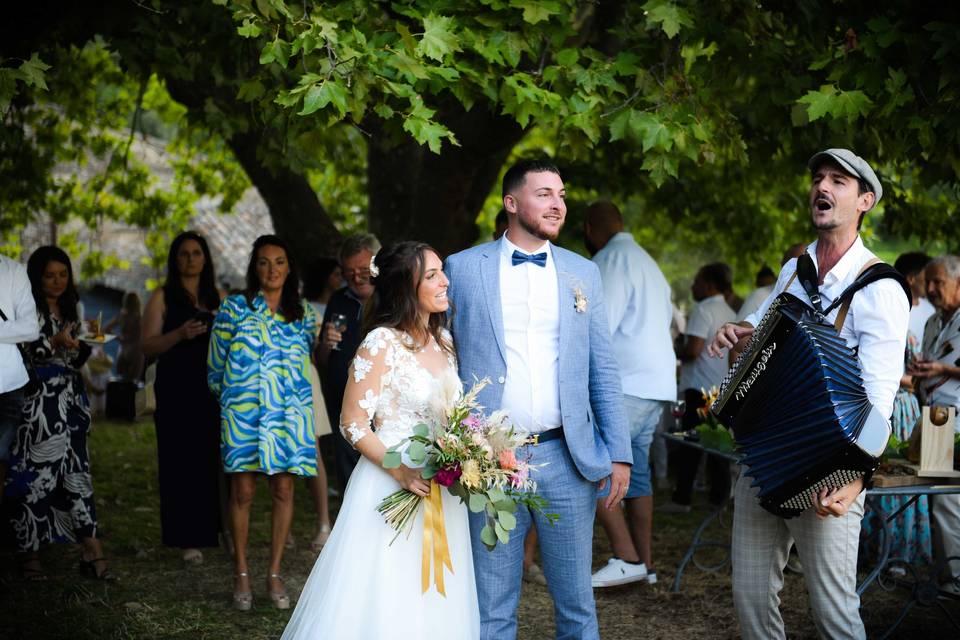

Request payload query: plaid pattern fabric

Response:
[731,472,866,640]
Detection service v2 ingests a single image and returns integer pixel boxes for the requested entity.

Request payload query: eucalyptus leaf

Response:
[382,451,402,469]
[497,510,517,530]
[468,493,487,513]
[480,524,497,548]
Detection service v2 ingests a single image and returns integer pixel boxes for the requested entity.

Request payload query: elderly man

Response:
[317,233,381,490]
[0,254,40,503]
[584,201,675,587]
[709,148,910,639]
[911,254,960,593]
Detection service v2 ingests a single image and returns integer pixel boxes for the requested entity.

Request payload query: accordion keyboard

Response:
[776,469,863,513]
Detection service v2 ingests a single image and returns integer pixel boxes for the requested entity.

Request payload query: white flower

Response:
[574,287,588,313]
[358,389,379,419]
[369,254,380,278]
[353,356,372,382]
[361,332,388,356]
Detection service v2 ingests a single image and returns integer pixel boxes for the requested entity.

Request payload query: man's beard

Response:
[517,211,561,242]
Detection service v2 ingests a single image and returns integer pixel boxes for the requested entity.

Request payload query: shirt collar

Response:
[501,232,552,263]
[806,235,865,287]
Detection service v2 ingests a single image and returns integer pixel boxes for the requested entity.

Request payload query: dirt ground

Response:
[1,420,958,639]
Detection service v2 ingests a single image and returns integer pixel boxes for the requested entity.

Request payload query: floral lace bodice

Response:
[339,327,460,449]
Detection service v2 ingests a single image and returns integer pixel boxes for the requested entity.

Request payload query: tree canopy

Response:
[2,1,958,289]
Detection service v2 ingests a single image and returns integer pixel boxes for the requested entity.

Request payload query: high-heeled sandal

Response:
[267,573,290,610]
[79,556,116,581]
[233,571,253,611]
[310,524,331,553]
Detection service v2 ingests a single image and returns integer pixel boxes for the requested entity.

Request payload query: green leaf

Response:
[237,79,265,102]
[493,498,517,513]
[382,450,402,469]
[642,0,694,39]
[511,0,561,24]
[19,53,51,90]
[373,104,394,119]
[413,423,430,438]
[630,112,672,152]
[421,463,438,480]
[298,80,348,117]
[497,510,517,530]
[403,115,457,154]
[237,19,262,38]
[407,440,426,464]
[480,524,497,548]
[469,493,488,513]
[797,85,873,123]
[494,520,510,544]
[260,38,290,67]
[390,51,431,81]
[417,13,461,62]
[556,48,579,67]
[487,487,506,503]
[608,109,632,143]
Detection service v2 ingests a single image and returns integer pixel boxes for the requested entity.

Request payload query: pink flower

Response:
[434,465,462,487]
[509,464,529,488]
[462,413,483,430]
[499,449,518,471]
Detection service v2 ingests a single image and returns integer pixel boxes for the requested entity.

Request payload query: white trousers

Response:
[931,493,960,581]
[731,472,866,640]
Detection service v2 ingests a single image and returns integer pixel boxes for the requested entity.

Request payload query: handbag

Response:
[0,305,41,396]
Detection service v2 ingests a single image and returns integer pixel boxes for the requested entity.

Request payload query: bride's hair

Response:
[363,241,454,356]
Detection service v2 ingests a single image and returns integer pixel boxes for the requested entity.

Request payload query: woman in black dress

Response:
[141,231,222,564]
[4,246,113,580]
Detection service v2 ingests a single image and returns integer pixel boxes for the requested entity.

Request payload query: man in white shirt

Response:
[911,254,960,592]
[0,255,40,502]
[666,263,736,512]
[709,148,910,639]
[584,201,675,587]
[894,252,936,342]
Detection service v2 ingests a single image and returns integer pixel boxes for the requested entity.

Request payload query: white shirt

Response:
[736,285,774,322]
[499,233,561,433]
[680,294,735,393]
[744,236,909,420]
[593,232,676,401]
[909,297,935,341]
[0,256,40,393]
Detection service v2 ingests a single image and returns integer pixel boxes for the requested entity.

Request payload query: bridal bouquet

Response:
[378,378,557,553]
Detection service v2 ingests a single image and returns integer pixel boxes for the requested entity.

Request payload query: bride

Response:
[281,242,480,639]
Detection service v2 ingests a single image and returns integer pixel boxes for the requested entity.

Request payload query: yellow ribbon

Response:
[421,481,454,596]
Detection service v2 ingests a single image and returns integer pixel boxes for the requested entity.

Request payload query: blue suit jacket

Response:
[445,238,631,482]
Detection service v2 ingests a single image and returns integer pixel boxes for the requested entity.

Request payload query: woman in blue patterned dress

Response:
[208,235,318,611]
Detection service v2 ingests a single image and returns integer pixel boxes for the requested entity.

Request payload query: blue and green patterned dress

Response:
[208,294,318,476]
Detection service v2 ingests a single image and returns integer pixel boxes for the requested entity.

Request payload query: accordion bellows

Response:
[712,292,889,518]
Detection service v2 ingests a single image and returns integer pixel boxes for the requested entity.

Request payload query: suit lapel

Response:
[480,243,508,363]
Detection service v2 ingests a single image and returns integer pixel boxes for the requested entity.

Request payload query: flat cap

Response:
[808,148,882,207]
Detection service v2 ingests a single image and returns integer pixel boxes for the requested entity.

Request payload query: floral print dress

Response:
[3,310,97,552]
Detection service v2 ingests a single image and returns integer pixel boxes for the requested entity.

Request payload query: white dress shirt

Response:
[680,294,735,393]
[909,297,935,341]
[592,232,676,401]
[499,233,561,434]
[744,236,909,420]
[737,285,774,323]
[0,255,40,393]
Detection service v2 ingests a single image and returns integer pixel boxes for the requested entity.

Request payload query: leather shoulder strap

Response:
[829,258,913,331]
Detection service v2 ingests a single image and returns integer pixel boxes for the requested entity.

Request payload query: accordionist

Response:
[708,148,909,640]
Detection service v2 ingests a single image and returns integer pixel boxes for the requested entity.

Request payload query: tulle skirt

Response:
[281,457,480,640]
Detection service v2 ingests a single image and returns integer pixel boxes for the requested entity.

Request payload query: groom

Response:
[446,159,631,639]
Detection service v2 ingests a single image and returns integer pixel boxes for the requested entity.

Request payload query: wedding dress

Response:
[282,327,480,640]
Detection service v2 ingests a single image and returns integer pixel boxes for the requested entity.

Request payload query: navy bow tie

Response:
[511,250,547,267]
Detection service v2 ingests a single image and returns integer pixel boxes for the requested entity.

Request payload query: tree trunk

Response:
[366,103,525,255]
[226,130,343,261]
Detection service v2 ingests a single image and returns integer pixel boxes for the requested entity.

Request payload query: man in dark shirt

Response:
[318,233,380,490]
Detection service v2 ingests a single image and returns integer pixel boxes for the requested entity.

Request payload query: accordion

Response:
[711,292,890,518]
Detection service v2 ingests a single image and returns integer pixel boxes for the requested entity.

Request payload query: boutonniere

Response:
[574,286,588,313]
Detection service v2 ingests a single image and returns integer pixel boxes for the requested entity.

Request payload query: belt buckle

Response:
[529,434,540,446]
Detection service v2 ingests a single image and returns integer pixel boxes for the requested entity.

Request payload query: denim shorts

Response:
[597,396,668,499]
[0,387,25,463]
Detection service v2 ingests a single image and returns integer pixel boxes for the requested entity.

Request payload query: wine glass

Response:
[330,313,348,351]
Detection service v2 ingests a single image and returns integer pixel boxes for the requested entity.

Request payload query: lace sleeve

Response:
[339,327,393,448]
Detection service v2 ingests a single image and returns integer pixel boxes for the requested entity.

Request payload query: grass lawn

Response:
[0,418,957,639]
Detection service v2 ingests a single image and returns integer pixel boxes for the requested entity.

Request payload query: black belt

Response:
[530,427,564,445]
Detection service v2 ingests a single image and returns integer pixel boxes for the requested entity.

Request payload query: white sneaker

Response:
[645,571,657,585]
[591,558,647,588]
